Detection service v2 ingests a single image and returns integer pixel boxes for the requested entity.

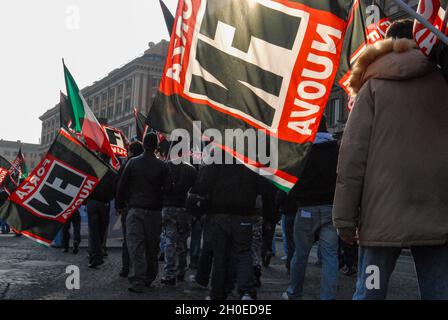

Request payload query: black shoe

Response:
[88,261,103,269]
[103,249,108,257]
[177,274,185,282]
[254,266,262,287]
[72,243,79,255]
[161,277,176,286]
[128,287,144,293]
[158,252,165,262]
[262,251,272,267]
[119,269,129,278]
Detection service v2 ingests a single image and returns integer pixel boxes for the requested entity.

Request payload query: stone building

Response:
[39,40,169,151]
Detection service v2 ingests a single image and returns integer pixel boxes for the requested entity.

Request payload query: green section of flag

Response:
[63,63,85,133]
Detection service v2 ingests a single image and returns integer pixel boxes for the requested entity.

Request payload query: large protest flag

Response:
[337,0,391,110]
[63,61,119,169]
[413,0,448,55]
[147,0,352,192]
[0,128,112,246]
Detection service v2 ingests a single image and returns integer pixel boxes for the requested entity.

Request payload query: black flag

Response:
[159,0,175,35]
[134,108,148,142]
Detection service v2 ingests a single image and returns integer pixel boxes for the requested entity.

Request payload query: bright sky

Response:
[0,0,178,144]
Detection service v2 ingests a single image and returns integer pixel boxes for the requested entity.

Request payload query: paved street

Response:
[0,233,420,300]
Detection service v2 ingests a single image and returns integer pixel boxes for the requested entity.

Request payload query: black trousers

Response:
[121,210,130,271]
[62,210,81,249]
[195,215,213,286]
[87,200,110,264]
[210,214,255,300]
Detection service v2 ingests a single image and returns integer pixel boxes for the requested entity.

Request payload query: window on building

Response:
[95,96,99,105]
[109,88,115,97]
[100,108,106,118]
[115,102,122,118]
[125,79,133,90]
[124,98,131,114]
[102,92,107,101]
[151,78,161,88]
[107,105,113,119]
[118,84,123,94]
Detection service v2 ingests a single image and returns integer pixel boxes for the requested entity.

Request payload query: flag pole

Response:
[391,0,448,46]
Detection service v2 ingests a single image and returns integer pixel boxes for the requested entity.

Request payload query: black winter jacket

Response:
[163,161,197,208]
[116,152,168,210]
[289,139,339,207]
[190,163,260,216]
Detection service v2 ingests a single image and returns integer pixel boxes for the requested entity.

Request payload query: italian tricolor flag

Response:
[63,62,118,169]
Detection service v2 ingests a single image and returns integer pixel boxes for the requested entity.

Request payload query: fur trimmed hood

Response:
[348,38,435,96]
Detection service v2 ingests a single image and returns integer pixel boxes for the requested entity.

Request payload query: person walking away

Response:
[115,141,144,278]
[283,116,339,300]
[161,140,197,285]
[333,20,448,300]
[191,152,260,300]
[62,210,81,254]
[86,165,115,269]
[116,133,168,293]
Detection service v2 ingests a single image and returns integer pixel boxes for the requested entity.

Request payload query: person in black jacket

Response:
[190,152,260,300]
[116,133,168,293]
[160,140,197,285]
[115,141,144,278]
[86,159,116,269]
[282,117,340,300]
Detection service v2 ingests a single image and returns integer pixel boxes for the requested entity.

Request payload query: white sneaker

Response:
[282,292,291,300]
[241,294,254,301]
[205,296,211,300]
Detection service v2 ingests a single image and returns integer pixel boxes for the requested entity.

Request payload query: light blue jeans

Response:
[354,245,448,300]
[286,205,339,300]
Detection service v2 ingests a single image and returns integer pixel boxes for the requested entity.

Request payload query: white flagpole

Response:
[391,0,448,46]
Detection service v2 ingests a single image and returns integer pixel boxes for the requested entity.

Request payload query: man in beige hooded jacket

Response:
[333,20,448,300]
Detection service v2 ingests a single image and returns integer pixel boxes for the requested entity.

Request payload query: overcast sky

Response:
[0,0,178,144]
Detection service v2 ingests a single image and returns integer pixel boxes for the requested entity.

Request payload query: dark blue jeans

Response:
[354,244,448,300]
[287,205,339,300]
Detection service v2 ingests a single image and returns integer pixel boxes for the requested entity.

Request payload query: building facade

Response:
[0,140,42,170]
[39,40,169,150]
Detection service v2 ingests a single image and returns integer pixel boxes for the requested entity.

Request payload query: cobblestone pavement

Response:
[0,234,420,300]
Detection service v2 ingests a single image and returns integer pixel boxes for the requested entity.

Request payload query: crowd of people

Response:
[1,19,448,300]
